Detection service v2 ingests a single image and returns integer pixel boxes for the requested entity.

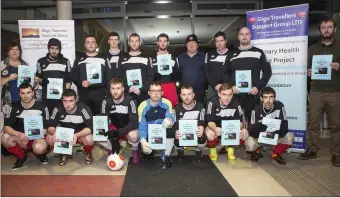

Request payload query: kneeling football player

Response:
[138,82,174,169]
[101,78,140,163]
[46,89,94,166]
[246,87,294,165]
[205,83,249,161]
[2,83,49,170]
[174,85,206,162]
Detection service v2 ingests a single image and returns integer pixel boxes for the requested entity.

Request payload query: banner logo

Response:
[298,11,306,17]
[248,17,256,23]
[21,28,40,38]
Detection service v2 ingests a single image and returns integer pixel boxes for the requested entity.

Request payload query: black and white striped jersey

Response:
[104,50,127,70]
[204,50,228,87]
[206,96,243,127]
[71,53,106,89]
[150,53,180,84]
[4,100,49,132]
[173,101,206,131]
[36,53,72,101]
[101,93,138,135]
[104,50,127,86]
[250,101,288,137]
[117,52,154,94]
[49,102,93,133]
[223,47,272,92]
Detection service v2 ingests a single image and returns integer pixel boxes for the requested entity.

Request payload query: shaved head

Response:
[238,27,252,47]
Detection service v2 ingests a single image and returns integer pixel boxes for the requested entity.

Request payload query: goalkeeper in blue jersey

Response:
[138,81,174,169]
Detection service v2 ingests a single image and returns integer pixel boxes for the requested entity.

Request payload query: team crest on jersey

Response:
[180,112,183,115]
[42,64,47,68]
[260,114,263,117]
[16,110,20,113]
[80,57,84,61]
[60,115,65,118]
[211,55,215,58]
[216,108,219,111]
[123,58,127,61]
[1,69,8,76]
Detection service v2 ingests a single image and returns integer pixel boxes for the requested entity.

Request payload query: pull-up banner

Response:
[18,20,78,95]
[246,4,309,152]
[18,20,75,67]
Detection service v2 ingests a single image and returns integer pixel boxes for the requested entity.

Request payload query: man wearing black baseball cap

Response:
[176,34,206,103]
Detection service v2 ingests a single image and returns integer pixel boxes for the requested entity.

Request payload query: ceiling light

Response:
[153,1,172,3]
[156,15,170,18]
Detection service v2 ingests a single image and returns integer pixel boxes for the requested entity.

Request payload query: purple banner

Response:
[290,130,306,150]
[247,4,309,40]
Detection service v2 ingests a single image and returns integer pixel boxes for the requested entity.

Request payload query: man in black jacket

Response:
[246,87,294,165]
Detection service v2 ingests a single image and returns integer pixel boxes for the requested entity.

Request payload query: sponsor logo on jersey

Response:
[216,109,236,118]
[2,69,8,75]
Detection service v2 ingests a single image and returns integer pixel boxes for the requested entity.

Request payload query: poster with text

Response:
[247,4,308,152]
[18,20,78,94]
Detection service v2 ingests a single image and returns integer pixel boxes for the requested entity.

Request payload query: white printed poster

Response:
[247,4,308,152]
[18,20,78,94]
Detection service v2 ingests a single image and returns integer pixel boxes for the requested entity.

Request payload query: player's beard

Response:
[183,99,193,106]
[158,46,167,51]
[242,39,249,45]
[50,53,58,59]
[113,92,123,100]
[264,103,273,109]
[322,32,333,40]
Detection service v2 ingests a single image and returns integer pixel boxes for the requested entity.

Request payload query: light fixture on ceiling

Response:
[156,15,170,18]
[207,24,212,27]
[153,0,172,3]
